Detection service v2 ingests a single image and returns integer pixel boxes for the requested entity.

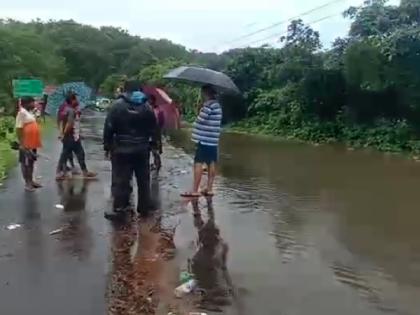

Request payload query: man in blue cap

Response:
[103,80,158,220]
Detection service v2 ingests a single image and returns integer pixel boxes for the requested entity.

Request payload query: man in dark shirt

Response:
[149,95,164,171]
[103,80,158,220]
[56,94,96,180]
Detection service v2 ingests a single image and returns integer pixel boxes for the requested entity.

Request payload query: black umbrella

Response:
[164,66,240,94]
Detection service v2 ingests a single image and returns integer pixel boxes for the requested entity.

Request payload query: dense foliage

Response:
[227,0,420,153]
[1,0,420,154]
[0,19,219,113]
[0,117,16,181]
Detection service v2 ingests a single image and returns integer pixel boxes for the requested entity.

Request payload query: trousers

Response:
[111,152,133,198]
[113,150,151,214]
[57,136,87,173]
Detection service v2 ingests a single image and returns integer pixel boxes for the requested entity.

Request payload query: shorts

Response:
[194,143,218,165]
[19,149,37,165]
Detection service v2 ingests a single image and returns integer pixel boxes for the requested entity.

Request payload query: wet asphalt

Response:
[2,112,420,315]
[0,115,110,314]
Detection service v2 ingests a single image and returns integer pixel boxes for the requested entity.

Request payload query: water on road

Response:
[170,131,420,315]
[1,113,420,315]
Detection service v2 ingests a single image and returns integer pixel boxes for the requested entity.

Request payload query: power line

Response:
[236,12,342,49]
[223,0,347,45]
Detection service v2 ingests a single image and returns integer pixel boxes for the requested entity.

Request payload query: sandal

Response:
[180,192,201,198]
[83,171,97,179]
[25,185,36,192]
[56,173,67,181]
[201,189,214,197]
[31,182,43,188]
[71,169,81,175]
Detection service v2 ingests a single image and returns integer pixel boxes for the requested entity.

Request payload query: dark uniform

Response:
[105,94,132,199]
[103,93,158,218]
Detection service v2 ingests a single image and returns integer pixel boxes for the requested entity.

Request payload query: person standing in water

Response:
[182,85,222,198]
[149,95,164,171]
[56,94,96,180]
[103,80,158,220]
[15,97,43,192]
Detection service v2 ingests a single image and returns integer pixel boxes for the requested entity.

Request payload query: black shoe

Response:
[104,209,127,221]
[138,204,158,218]
[137,210,149,218]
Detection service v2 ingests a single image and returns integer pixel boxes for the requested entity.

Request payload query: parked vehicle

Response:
[96,98,111,111]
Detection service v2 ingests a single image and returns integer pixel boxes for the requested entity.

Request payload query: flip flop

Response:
[25,185,36,192]
[82,172,97,179]
[180,192,201,198]
[31,182,43,188]
[55,174,68,181]
[201,189,214,197]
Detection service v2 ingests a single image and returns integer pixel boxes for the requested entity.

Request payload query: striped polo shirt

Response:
[192,100,222,146]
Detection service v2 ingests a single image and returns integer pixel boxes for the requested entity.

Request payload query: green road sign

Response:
[12,79,44,97]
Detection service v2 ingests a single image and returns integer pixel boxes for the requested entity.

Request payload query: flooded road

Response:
[170,131,420,315]
[1,113,420,314]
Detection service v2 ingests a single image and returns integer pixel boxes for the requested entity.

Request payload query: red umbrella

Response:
[142,86,180,130]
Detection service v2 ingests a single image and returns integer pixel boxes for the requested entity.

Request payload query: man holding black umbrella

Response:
[181,85,222,198]
[163,66,239,198]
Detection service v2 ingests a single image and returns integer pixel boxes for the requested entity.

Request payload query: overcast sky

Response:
[1,0,400,52]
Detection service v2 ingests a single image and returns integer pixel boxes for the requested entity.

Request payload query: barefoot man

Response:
[182,85,222,198]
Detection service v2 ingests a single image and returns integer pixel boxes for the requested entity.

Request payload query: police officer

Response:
[103,80,158,220]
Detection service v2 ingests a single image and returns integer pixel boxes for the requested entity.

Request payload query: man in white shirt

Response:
[15,97,42,191]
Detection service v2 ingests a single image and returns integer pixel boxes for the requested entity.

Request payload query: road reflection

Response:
[190,198,235,312]
[22,193,45,276]
[106,221,138,315]
[55,180,93,260]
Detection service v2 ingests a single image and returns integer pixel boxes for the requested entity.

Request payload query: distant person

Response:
[182,85,222,198]
[149,95,164,171]
[57,94,77,175]
[40,94,48,122]
[15,97,43,192]
[56,94,96,180]
[103,80,158,220]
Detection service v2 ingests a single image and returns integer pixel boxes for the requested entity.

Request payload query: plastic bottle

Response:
[174,279,197,298]
[179,271,194,284]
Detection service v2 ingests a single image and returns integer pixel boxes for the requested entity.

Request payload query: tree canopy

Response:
[1,0,420,153]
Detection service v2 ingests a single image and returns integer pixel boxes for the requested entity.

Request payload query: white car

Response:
[96,98,111,111]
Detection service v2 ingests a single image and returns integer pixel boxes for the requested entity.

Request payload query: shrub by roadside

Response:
[0,117,17,183]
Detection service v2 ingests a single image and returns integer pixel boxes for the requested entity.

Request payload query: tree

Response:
[0,25,67,112]
[280,19,322,52]
[100,74,127,97]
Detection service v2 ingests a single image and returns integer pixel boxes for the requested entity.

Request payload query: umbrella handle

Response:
[195,94,201,113]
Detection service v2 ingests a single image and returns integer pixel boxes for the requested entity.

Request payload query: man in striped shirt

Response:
[182,85,222,198]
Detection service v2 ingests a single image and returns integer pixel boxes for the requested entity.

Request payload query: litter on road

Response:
[49,228,65,235]
[6,224,21,230]
[55,204,64,209]
[174,279,197,298]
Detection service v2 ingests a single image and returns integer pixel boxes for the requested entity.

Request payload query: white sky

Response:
[1,0,400,52]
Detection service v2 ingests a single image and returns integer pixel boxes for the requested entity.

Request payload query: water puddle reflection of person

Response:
[56,180,92,260]
[190,199,232,312]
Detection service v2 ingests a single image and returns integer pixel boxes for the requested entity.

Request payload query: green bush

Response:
[0,117,17,182]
